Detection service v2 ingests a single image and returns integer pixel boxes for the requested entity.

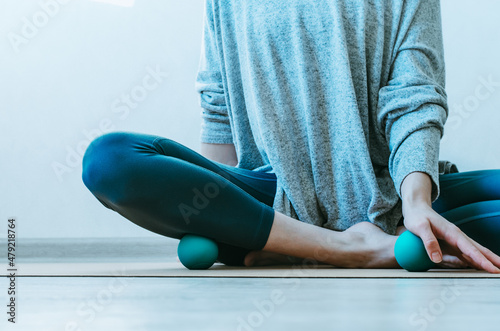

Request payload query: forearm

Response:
[200,142,238,166]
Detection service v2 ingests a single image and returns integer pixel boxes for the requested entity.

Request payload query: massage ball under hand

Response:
[177,234,219,270]
[394,230,436,272]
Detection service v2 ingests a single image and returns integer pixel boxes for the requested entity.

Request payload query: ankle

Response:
[328,229,397,268]
[310,230,364,267]
[339,231,373,268]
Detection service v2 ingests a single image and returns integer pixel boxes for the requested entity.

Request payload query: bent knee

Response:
[82,132,135,197]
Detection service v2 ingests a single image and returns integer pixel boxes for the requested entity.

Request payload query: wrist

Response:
[400,172,432,207]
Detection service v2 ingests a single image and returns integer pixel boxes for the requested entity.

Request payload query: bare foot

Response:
[245,221,399,268]
[341,221,399,268]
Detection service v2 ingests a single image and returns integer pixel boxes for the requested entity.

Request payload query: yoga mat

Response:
[5,262,500,278]
[4,238,500,278]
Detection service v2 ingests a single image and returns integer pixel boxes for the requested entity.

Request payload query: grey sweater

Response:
[195,0,449,235]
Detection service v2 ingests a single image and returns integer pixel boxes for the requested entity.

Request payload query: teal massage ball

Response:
[394,231,436,272]
[177,234,219,270]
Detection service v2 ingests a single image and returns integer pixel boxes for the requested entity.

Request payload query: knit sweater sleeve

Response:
[195,1,233,144]
[377,0,448,202]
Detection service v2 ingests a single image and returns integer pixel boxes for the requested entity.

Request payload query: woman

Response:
[82,0,500,272]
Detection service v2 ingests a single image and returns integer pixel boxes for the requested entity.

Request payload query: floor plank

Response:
[2,277,499,331]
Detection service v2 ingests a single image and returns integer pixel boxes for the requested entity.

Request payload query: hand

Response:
[401,172,500,273]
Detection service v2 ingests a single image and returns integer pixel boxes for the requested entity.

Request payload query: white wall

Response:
[1,0,499,239]
[440,0,500,170]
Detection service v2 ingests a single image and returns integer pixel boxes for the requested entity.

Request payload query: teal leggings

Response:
[82,132,500,265]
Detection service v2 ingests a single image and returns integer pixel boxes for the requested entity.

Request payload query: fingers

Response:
[473,242,500,268]
[428,214,500,274]
[412,221,443,263]
[438,254,469,269]
[454,235,500,274]
[439,241,472,268]
[402,204,500,273]
[408,213,500,273]
[440,223,499,273]
[461,254,483,271]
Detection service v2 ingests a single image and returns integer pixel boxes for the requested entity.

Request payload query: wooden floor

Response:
[2,238,500,331]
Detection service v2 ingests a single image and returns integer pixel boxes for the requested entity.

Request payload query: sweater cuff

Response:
[200,128,234,144]
[200,108,234,144]
[392,126,441,202]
